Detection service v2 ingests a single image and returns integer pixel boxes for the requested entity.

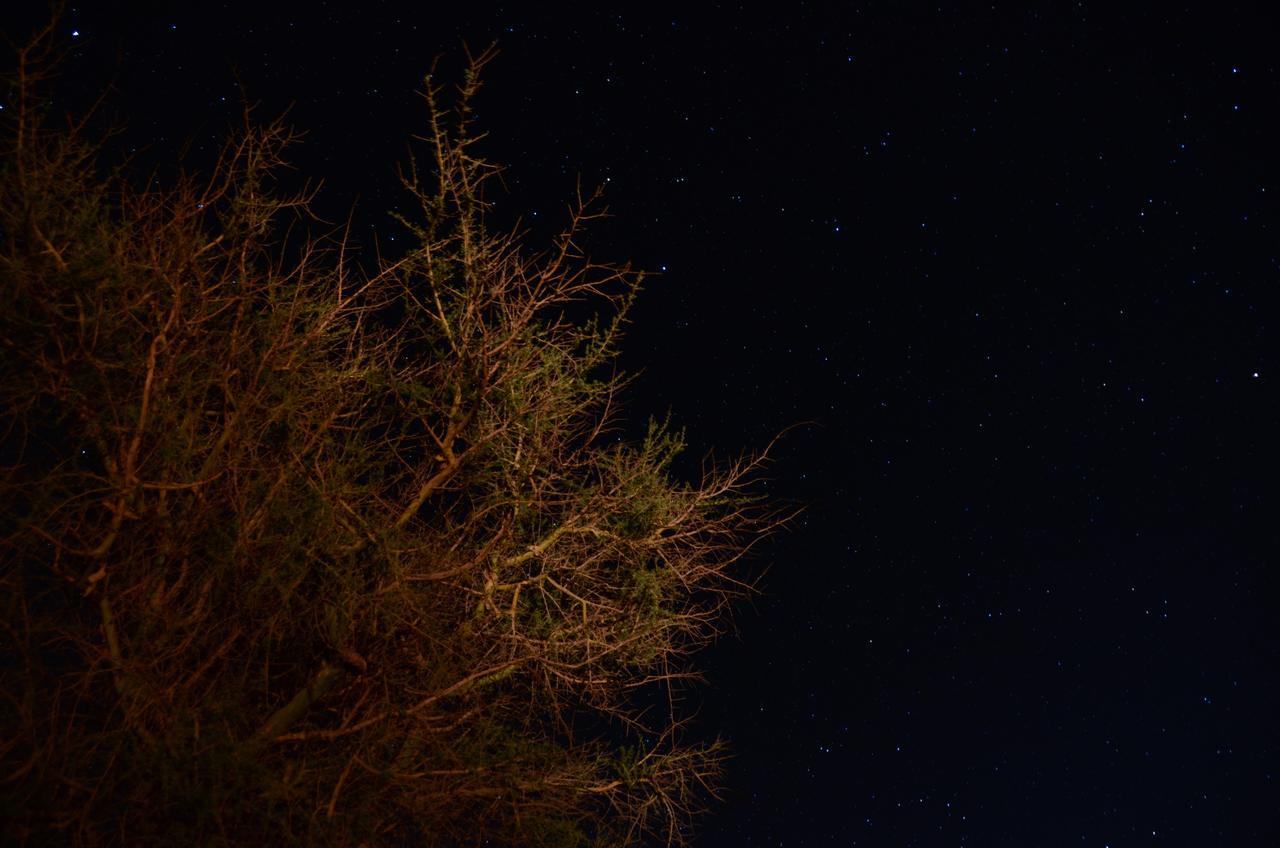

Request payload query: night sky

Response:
[19,3,1278,844]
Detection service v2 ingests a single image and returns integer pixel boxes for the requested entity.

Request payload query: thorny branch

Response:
[0,30,790,848]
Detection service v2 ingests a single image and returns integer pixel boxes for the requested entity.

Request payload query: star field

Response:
[22,2,1278,843]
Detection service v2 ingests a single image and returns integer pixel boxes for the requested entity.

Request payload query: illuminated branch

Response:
[0,28,787,848]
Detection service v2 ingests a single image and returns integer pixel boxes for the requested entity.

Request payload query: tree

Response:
[0,24,783,847]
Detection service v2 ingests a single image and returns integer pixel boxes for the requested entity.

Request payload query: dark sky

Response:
[22,2,1278,844]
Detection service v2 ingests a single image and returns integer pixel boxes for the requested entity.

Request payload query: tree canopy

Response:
[0,24,783,848]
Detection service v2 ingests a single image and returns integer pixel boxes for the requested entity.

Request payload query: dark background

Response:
[12,3,1277,844]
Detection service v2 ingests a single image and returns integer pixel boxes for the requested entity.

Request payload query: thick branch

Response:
[244,664,347,752]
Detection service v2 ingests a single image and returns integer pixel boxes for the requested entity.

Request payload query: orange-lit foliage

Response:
[0,23,783,847]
